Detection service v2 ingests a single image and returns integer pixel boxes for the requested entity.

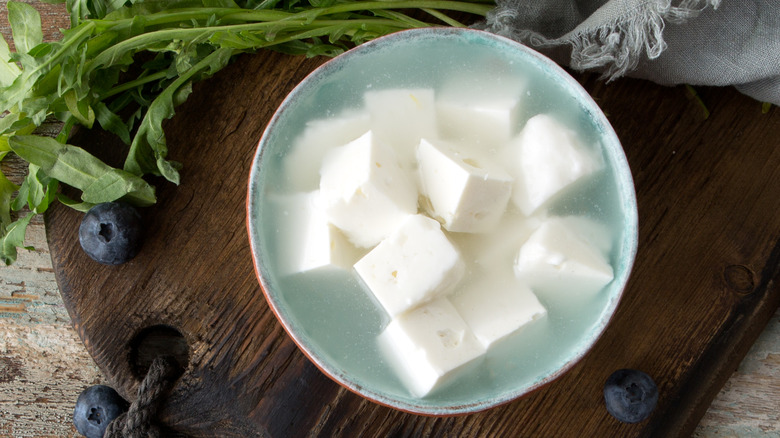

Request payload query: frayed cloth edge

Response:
[482,0,721,80]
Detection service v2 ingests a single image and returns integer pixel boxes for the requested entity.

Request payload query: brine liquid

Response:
[254,33,632,406]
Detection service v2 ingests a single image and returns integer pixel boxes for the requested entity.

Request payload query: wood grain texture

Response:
[43,47,780,437]
[3,236,778,437]
[0,222,103,438]
[695,310,780,437]
[0,0,67,48]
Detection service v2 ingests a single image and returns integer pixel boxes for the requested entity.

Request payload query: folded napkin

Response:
[479,0,780,105]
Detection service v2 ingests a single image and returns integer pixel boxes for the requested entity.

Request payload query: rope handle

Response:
[105,355,180,438]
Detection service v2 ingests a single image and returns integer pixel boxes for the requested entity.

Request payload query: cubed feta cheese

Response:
[273,191,363,275]
[284,111,370,192]
[450,270,546,348]
[449,210,542,274]
[417,138,513,233]
[514,216,614,297]
[436,76,526,150]
[354,215,465,317]
[319,131,418,248]
[378,297,486,397]
[507,114,603,216]
[364,88,437,168]
[555,215,614,256]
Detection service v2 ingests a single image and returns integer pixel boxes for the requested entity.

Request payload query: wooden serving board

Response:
[46,49,780,437]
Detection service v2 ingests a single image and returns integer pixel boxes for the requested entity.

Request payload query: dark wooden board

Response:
[46,48,780,437]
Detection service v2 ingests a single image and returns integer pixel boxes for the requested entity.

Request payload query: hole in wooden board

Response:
[129,325,189,380]
[723,264,756,295]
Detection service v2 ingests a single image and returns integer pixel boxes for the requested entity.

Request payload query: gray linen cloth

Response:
[479,0,780,105]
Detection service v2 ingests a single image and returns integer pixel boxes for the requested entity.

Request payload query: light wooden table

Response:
[1,1,779,437]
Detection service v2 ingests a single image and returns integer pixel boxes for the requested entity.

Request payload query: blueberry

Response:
[603,369,658,423]
[79,202,143,265]
[73,385,128,438]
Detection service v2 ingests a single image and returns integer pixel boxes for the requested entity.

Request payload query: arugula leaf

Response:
[7,2,44,55]
[23,164,49,212]
[94,102,131,144]
[1,213,35,265]
[125,47,233,183]
[11,163,61,215]
[9,135,156,206]
[204,0,242,8]
[56,193,95,213]
[0,35,22,87]
[0,168,19,231]
[66,0,90,28]
[64,89,96,128]
[685,84,709,120]
[0,113,35,139]
[10,169,30,211]
[0,0,494,263]
[1,20,98,121]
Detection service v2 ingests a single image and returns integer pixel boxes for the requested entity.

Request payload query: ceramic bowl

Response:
[247,27,638,415]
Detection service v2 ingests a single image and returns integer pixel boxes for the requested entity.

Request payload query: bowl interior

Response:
[247,28,638,415]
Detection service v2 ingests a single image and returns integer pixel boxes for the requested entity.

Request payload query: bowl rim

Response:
[246,26,639,416]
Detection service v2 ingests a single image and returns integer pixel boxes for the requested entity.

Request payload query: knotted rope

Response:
[105,356,180,438]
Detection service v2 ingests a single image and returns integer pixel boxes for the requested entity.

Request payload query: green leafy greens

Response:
[0,0,493,264]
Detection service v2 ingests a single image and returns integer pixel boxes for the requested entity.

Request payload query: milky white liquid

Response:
[254,37,632,407]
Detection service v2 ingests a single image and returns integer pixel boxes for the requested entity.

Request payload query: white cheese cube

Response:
[555,215,614,256]
[449,210,542,274]
[451,270,546,348]
[364,88,437,168]
[354,215,465,317]
[284,111,370,192]
[273,192,363,275]
[507,114,603,216]
[319,131,418,248]
[378,297,486,397]
[417,139,513,233]
[514,216,614,297]
[436,76,526,149]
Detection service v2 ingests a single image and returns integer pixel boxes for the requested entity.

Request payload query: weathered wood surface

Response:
[1,2,104,436]
[0,222,104,438]
[4,224,774,438]
[2,1,779,437]
[0,182,778,438]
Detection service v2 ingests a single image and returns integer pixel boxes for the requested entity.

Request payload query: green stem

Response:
[94,0,491,31]
[100,70,170,100]
[258,22,412,49]
[86,17,429,72]
[125,47,235,176]
[91,8,293,31]
[82,0,492,72]
[55,116,78,143]
[288,0,493,19]
[421,8,466,27]
[23,21,96,87]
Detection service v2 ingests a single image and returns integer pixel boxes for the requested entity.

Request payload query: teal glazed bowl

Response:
[247,28,638,415]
